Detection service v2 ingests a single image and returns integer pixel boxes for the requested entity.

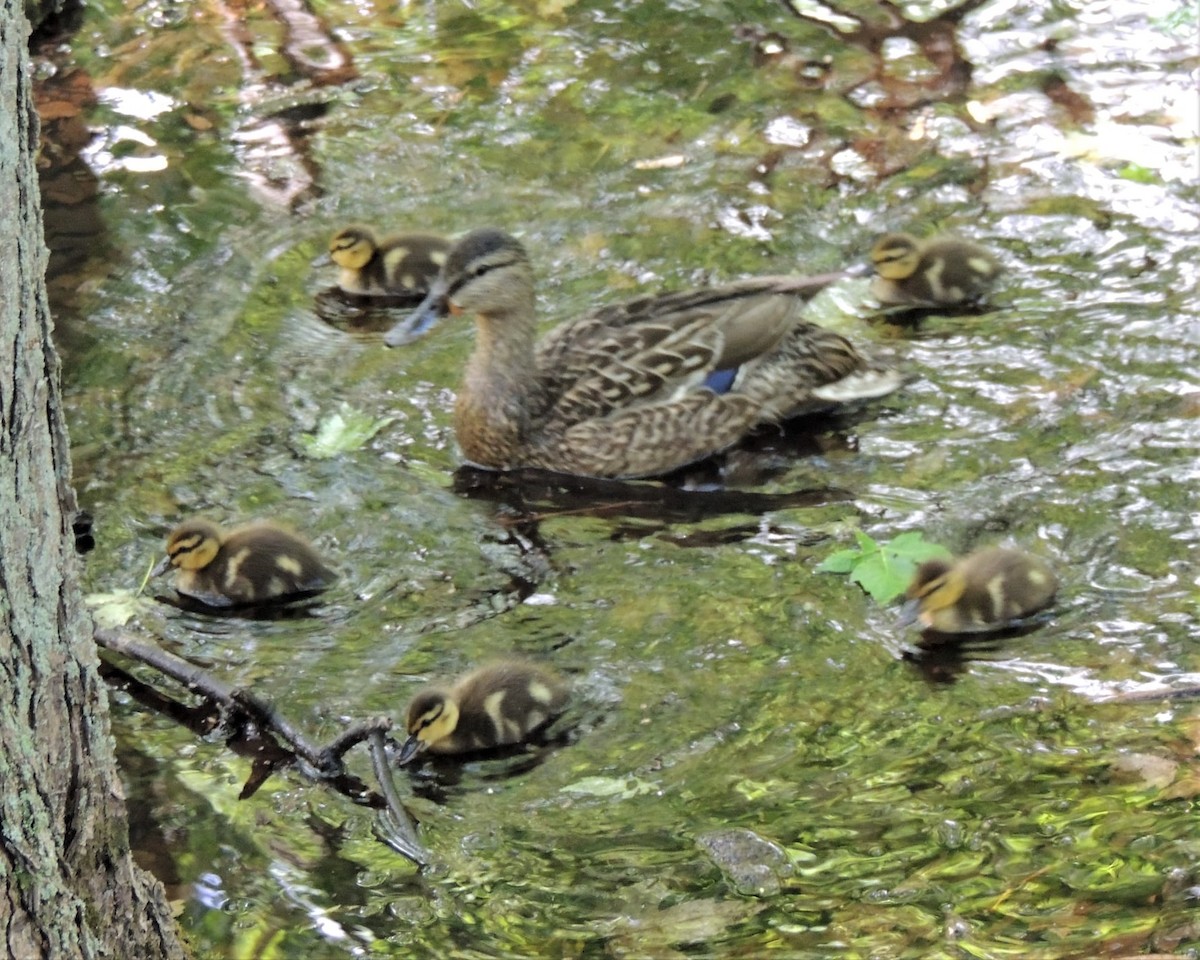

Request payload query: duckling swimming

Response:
[900,546,1058,635]
[869,232,1002,308]
[398,659,570,763]
[328,225,450,297]
[153,517,337,608]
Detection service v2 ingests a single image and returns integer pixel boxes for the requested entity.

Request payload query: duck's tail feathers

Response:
[811,366,910,403]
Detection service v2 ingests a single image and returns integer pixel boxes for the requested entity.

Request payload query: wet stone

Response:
[696,828,793,897]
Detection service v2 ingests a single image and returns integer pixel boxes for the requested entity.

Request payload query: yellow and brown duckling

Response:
[153,517,337,608]
[869,232,1002,308]
[383,228,905,479]
[899,546,1058,635]
[398,659,570,763]
[328,225,450,298]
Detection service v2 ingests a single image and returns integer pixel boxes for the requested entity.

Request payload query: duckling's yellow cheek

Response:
[449,301,465,316]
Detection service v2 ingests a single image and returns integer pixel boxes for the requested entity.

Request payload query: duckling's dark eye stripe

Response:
[420,704,444,729]
[169,533,204,557]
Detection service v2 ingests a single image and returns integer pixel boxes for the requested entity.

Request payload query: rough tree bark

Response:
[0,3,186,957]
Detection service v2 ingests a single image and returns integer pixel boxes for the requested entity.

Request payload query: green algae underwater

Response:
[45,0,1200,955]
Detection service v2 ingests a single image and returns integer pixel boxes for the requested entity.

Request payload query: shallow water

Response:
[40,0,1200,955]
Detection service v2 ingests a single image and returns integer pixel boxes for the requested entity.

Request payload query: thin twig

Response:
[368,729,430,866]
[324,718,393,765]
[96,627,241,701]
[97,627,345,771]
[95,626,429,863]
[229,686,331,772]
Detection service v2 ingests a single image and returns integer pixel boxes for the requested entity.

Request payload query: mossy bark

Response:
[0,4,186,957]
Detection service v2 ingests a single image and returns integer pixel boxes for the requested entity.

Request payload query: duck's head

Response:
[869,233,922,281]
[153,518,222,576]
[897,558,964,627]
[384,229,534,347]
[329,226,379,271]
[397,686,461,763]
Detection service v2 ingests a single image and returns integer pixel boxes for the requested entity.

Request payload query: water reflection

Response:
[451,461,854,525]
[40,0,1200,954]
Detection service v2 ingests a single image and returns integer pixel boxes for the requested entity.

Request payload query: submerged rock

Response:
[696,827,794,897]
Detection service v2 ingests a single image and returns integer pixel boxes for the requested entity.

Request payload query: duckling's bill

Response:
[397,733,425,765]
[895,598,921,629]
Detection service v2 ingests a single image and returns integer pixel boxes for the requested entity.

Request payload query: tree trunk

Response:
[0,3,186,957]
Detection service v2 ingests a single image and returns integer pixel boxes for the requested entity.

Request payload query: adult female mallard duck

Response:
[153,517,337,608]
[869,232,1002,308]
[900,546,1058,635]
[328,225,450,297]
[397,660,570,763]
[382,228,905,479]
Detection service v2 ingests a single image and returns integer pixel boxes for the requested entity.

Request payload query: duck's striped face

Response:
[439,229,534,319]
[329,227,376,270]
[163,521,222,572]
[383,229,534,346]
[870,233,921,281]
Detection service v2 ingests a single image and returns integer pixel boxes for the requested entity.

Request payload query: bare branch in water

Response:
[94,627,430,867]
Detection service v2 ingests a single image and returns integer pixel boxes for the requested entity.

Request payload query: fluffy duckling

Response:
[328,225,450,297]
[869,232,1002,307]
[153,518,337,608]
[398,660,570,763]
[900,546,1058,635]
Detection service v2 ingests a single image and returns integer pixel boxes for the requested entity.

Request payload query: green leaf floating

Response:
[561,775,657,800]
[85,589,157,629]
[817,530,952,604]
[300,403,395,460]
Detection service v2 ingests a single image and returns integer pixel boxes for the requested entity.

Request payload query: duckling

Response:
[328,225,450,298]
[899,546,1058,635]
[398,660,570,763]
[869,232,1002,308]
[153,517,337,608]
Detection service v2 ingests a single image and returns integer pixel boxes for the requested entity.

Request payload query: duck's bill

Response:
[896,598,921,628]
[151,554,172,577]
[384,284,446,347]
[396,733,425,765]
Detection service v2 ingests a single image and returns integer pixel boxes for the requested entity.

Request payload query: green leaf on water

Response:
[815,548,859,574]
[299,403,395,460]
[818,530,953,604]
[85,589,157,629]
[561,775,657,800]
